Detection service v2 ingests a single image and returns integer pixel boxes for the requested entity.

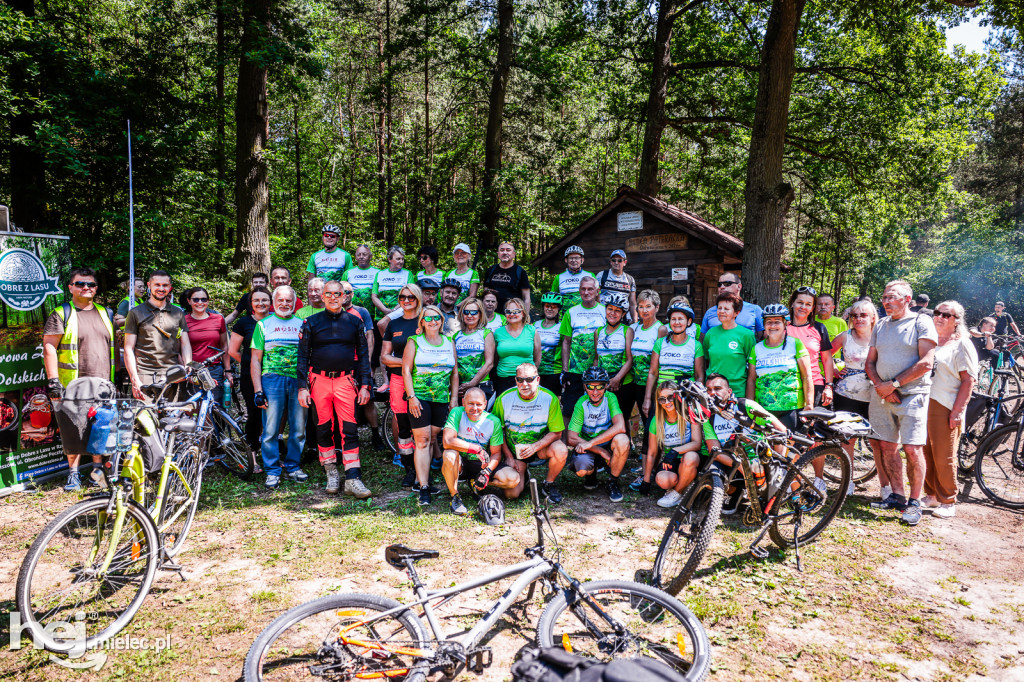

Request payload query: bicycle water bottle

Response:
[749,455,766,489]
[116,408,134,449]
[86,405,115,455]
[223,379,231,407]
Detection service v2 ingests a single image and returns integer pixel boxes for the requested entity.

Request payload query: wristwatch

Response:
[892,379,902,389]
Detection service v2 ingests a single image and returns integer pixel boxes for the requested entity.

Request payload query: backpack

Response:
[511,648,686,682]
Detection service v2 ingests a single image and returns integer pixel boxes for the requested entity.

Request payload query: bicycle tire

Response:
[651,472,724,596]
[768,445,849,549]
[973,423,1024,508]
[957,410,992,475]
[16,495,160,653]
[536,579,711,682]
[212,408,254,479]
[158,435,205,557]
[998,372,1024,419]
[381,403,397,454]
[823,438,875,486]
[244,592,430,682]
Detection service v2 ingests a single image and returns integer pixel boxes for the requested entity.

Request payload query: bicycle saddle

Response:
[385,544,439,568]
[798,408,836,421]
[159,415,197,432]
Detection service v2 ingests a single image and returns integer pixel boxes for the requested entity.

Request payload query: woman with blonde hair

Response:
[492,296,537,396]
[452,297,495,401]
[642,381,703,507]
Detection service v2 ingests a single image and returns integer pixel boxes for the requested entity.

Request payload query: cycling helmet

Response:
[678,380,712,423]
[763,303,790,321]
[322,224,341,235]
[419,278,440,291]
[666,302,695,320]
[564,245,584,257]
[604,293,629,312]
[439,277,462,292]
[540,292,563,306]
[582,366,610,385]
[478,494,506,526]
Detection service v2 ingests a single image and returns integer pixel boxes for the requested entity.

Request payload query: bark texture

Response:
[479,0,514,251]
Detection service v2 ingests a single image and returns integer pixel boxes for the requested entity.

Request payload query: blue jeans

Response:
[261,374,307,476]
[207,364,227,408]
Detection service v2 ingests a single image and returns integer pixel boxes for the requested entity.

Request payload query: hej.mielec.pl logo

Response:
[8,610,172,670]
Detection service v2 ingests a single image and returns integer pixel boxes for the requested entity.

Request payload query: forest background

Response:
[3,0,1024,320]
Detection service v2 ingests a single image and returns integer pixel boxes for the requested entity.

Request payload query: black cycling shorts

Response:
[409,400,450,430]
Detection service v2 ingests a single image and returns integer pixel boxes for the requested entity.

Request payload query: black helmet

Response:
[419,278,440,291]
[478,494,505,526]
[440,277,462,292]
[581,366,610,384]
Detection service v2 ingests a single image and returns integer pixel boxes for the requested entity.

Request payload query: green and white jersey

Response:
[493,387,564,447]
[444,407,504,460]
[536,320,563,375]
[648,417,690,459]
[568,393,622,440]
[416,270,443,286]
[749,337,808,411]
[372,269,412,318]
[452,328,490,383]
[409,334,455,402]
[630,321,664,386]
[700,398,772,457]
[596,324,631,384]
[306,248,353,281]
[559,303,606,374]
[251,313,303,377]
[551,269,596,310]
[653,334,704,384]
[444,268,480,303]
[342,266,380,311]
[485,313,506,331]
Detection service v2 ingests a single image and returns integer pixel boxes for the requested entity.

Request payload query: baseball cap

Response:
[611,249,627,259]
[419,278,440,290]
[453,243,472,256]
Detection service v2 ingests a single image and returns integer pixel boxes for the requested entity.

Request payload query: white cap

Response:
[453,243,472,255]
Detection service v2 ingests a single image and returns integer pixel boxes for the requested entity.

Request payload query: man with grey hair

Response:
[251,284,308,489]
[559,275,607,425]
[865,279,937,526]
[700,272,764,335]
[296,277,326,319]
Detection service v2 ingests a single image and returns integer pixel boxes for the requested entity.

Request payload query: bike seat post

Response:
[404,559,428,596]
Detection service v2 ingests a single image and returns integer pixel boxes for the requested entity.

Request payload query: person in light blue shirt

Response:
[700,273,764,335]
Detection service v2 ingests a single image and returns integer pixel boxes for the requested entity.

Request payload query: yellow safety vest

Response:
[56,303,115,385]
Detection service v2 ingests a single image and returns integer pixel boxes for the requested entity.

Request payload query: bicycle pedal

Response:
[750,545,769,560]
[466,647,492,673]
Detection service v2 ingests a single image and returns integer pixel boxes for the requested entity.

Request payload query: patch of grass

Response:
[250,590,278,604]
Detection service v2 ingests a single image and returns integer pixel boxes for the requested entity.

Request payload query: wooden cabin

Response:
[531,186,743,319]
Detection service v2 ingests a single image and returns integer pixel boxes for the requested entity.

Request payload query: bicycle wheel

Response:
[536,579,711,682]
[957,411,991,475]
[997,372,1024,418]
[158,435,205,557]
[822,438,875,486]
[380,403,397,454]
[244,593,430,682]
[629,406,645,457]
[974,423,1024,508]
[212,409,254,479]
[768,445,849,549]
[651,472,724,596]
[16,495,159,652]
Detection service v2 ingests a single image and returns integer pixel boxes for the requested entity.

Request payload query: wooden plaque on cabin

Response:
[625,233,688,253]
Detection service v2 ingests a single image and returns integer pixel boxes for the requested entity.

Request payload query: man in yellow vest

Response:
[42,266,116,491]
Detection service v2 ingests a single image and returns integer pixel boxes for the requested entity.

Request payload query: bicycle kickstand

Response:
[792,515,803,572]
[160,560,189,581]
[748,521,771,560]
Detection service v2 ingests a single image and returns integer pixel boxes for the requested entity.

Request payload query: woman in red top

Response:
[185,287,232,404]
[787,286,834,408]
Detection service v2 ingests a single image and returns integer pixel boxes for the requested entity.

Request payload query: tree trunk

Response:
[9,0,48,232]
[479,0,514,251]
[636,0,678,196]
[293,105,305,235]
[232,0,273,275]
[740,0,806,305]
[385,0,394,245]
[423,28,432,242]
[215,0,228,247]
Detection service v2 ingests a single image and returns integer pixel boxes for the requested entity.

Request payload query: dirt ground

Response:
[1,452,1022,681]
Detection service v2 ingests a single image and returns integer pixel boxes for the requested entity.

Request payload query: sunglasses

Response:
[796,286,817,296]
[398,294,416,302]
[72,281,98,288]
[657,396,675,405]
[322,232,338,237]
[191,297,209,303]
[322,292,342,298]
[463,309,481,316]
[934,311,957,319]
[515,375,539,384]
[504,309,523,316]
[422,315,442,322]
[418,255,431,260]
[585,384,607,391]
[718,280,737,287]
[850,313,872,319]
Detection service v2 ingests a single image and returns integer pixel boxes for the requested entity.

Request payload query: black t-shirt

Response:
[995,312,1016,335]
[483,264,531,307]
[232,315,259,380]
[972,335,999,364]
[382,315,420,376]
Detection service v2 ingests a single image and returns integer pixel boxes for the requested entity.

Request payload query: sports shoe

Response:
[401,470,417,488]
[264,474,280,489]
[583,472,599,491]
[528,459,546,468]
[543,481,563,504]
[430,457,442,471]
[901,499,922,526]
[412,482,440,495]
[344,478,372,499]
[285,469,309,483]
[657,490,683,508]
[920,495,940,509]
[871,493,906,511]
[88,468,108,489]
[63,472,82,492]
[608,479,624,503]
[721,489,746,515]
[846,479,855,496]
[932,503,956,518]
[813,477,827,494]
[879,484,893,502]
[419,488,431,506]
[392,451,402,467]
[451,494,468,515]
[628,475,644,492]
[324,463,340,494]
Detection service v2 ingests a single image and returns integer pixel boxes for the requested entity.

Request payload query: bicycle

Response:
[15,359,222,652]
[957,377,1024,475]
[973,411,1024,509]
[243,478,712,681]
[652,381,867,595]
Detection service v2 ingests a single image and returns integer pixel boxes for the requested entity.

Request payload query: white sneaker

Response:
[657,490,683,508]
[813,477,827,494]
[879,484,893,502]
[920,495,940,509]
[932,503,956,518]
[846,479,855,496]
